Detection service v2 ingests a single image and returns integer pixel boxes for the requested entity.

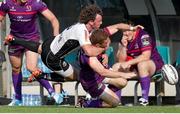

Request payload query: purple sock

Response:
[37,78,55,95]
[84,99,102,108]
[115,90,121,101]
[12,72,22,100]
[108,85,121,100]
[140,76,150,100]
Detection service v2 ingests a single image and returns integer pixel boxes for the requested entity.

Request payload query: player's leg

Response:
[53,59,79,81]
[100,87,120,107]
[80,84,120,108]
[8,46,23,106]
[137,60,156,106]
[103,77,127,103]
[25,50,63,104]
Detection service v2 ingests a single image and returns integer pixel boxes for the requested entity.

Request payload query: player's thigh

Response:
[107,78,127,88]
[25,50,39,70]
[100,87,119,107]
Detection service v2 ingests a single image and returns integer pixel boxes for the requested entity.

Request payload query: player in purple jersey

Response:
[116,26,164,106]
[78,29,137,108]
[0,0,62,106]
[4,5,143,82]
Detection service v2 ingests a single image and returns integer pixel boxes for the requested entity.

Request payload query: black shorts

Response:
[41,38,70,71]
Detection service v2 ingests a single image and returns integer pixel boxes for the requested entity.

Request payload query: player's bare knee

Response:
[137,61,148,69]
[111,99,119,107]
[12,66,21,73]
[116,78,127,88]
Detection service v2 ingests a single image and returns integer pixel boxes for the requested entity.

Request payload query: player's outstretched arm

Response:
[105,23,144,36]
[89,57,136,79]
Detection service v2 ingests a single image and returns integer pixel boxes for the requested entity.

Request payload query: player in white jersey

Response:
[4,4,143,82]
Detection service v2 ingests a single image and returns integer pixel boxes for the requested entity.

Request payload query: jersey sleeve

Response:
[103,27,111,36]
[35,0,48,13]
[79,49,90,65]
[139,34,152,52]
[0,1,9,16]
[77,28,91,46]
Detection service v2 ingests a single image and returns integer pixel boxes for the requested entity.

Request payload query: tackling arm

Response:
[89,57,136,79]
[106,23,144,36]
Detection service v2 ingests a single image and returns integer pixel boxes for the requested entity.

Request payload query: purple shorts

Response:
[153,58,164,71]
[8,37,40,56]
[80,72,106,98]
[87,83,106,98]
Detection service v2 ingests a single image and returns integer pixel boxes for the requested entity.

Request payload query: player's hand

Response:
[124,71,137,79]
[119,62,131,71]
[102,54,108,67]
[133,25,144,30]
[121,36,128,47]
[3,34,14,45]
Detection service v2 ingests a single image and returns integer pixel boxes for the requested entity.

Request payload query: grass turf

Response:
[0,105,180,113]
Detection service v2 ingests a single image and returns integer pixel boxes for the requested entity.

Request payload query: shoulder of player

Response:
[1,0,8,4]
[34,0,42,3]
[31,0,45,5]
[74,23,88,32]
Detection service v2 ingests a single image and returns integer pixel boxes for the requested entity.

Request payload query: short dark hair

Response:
[79,4,103,24]
[90,29,109,45]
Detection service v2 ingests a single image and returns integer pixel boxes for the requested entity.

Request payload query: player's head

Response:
[20,0,27,3]
[122,20,137,42]
[90,29,110,49]
[122,30,135,42]
[79,4,103,29]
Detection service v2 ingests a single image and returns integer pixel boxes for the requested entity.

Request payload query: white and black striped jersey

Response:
[50,23,91,57]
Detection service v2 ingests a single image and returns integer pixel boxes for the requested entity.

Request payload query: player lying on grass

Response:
[78,29,137,108]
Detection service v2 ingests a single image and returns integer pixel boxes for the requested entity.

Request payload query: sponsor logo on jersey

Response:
[10,6,16,11]
[26,5,32,11]
[134,43,139,49]
[141,35,150,46]
[8,48,17,53]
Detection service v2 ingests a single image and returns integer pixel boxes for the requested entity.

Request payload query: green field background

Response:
[0,106,180,113]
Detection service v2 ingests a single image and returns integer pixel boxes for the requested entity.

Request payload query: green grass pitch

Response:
[0,105,180,113]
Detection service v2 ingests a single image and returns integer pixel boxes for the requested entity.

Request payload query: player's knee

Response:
[116,78,127,88]
[12,66,21,73]
[56,64,74,78]
[137,61,148,69]
[121,79,128,87]
[111,99,119,107]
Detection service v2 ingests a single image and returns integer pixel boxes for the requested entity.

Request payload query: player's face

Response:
[92,14,102,29]
[123,30,134,42]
